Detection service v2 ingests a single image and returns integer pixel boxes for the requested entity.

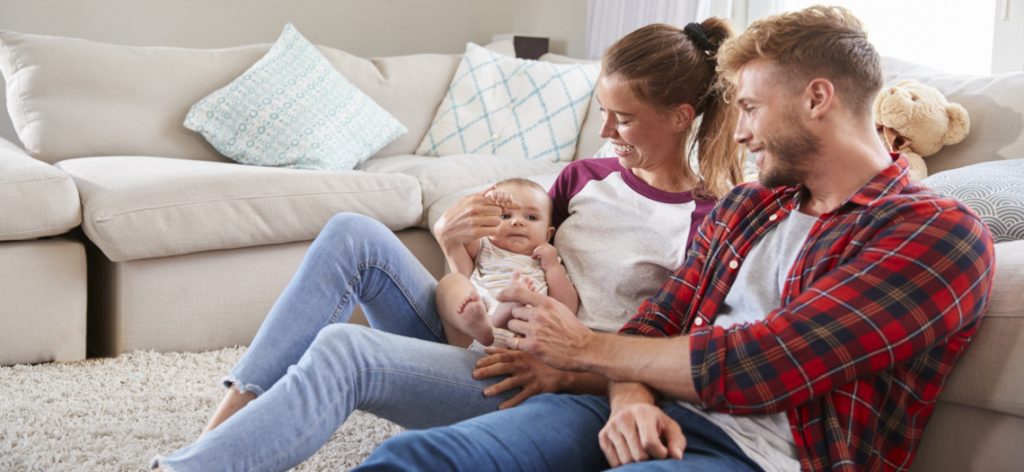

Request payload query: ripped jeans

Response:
[155,213,511,471]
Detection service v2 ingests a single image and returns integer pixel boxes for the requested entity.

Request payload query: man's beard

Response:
[758,111,820,188]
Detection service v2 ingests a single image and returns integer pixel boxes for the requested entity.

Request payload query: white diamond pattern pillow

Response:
[416,43,599,163]
[184,23,407,171]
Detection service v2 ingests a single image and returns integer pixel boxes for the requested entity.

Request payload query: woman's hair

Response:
[716,5,882,117]
[602,19,742,198]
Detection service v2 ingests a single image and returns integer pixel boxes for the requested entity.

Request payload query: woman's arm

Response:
[433,188,504,275]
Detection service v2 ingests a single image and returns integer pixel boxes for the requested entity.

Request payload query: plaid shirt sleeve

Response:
[688,196,994,414]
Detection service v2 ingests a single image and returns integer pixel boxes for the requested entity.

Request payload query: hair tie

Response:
[683,22,716,54]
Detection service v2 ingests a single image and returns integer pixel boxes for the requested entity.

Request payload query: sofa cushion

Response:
[882,57,1024,174]
[937,240,1024,417]
[56,156,422,262]
[0,138,80,241]
[415,43,599,163]
[184,24,406,171]
[360,153,565,225]
[922,160,1024,243]
[0,30,457,164]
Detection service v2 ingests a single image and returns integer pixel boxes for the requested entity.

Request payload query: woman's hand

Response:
[433,186,517,249]
[473,347,569,409]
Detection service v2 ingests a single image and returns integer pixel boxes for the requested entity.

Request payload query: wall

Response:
[511,0,589,58]
[992,0,1024,73]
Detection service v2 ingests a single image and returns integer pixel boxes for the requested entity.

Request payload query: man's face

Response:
[733,61,820,188]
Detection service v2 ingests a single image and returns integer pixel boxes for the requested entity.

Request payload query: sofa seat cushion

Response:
[0,138,80,241]
[937,240,1024,417]
[359,154,565,225]
[56,156,422,262]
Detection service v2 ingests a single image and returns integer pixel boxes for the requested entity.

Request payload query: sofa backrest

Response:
[881,57,1024,174]
[0,30,460,164]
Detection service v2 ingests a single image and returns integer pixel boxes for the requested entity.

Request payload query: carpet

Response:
[0,347,404,471]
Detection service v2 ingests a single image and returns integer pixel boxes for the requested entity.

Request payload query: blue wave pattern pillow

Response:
[185,23,407,171]
[922,159,1024,243]
[416,43,598,163]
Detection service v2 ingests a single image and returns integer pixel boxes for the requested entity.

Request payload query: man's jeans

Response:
[157,213,512,471]
[358,393,764,472]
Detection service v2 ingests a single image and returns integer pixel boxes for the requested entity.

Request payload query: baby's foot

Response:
[458,292,494,346]
[491,271,534,329]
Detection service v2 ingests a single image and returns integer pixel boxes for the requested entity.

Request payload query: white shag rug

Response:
[0,347,404,471]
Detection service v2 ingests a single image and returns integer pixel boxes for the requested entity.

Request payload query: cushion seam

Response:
[90,186,421,221]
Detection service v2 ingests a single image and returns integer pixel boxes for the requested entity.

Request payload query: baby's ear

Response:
[546,226,555,241]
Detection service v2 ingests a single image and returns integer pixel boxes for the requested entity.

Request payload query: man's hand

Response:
[601,382,685,467]
[498,282,596,371]
[472,347,569,409]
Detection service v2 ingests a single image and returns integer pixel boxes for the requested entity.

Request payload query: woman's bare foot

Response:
[458,291,494,345]
[199,388,257,438]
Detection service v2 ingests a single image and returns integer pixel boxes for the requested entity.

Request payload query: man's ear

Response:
[672,103,697,132]
[804,78,834,119]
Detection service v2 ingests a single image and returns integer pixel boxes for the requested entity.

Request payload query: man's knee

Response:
[359,430,461,471]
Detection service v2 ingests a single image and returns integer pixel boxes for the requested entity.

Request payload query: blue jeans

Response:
[157,213,513,471]
[357,394,763,472]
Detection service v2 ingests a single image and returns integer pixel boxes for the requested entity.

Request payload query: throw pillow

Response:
[184,23,407,171]
[922,159,1024,243]
[416,43,599,163]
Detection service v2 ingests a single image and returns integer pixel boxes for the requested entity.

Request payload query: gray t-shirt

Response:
[679,208,818,472]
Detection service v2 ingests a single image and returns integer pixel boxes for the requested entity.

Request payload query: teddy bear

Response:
[873,79,970,181]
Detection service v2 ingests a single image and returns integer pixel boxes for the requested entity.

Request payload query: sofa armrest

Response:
[0,137,81,241]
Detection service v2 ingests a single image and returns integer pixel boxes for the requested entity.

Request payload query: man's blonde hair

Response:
[716,5,882,115]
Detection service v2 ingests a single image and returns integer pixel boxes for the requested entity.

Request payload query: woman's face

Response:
[595,74,691,173]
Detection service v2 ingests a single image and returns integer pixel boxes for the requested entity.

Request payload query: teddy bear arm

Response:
[942,102,971,145]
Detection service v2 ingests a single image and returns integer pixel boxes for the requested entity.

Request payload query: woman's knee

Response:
[322,213,391,242]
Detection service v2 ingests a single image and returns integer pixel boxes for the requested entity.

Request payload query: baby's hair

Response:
[494,178,547,195]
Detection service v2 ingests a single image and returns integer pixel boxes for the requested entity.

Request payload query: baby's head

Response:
[487,178,554,256]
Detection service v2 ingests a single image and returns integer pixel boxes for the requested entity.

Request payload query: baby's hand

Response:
[532,243,560,270]
[484,189,519,210]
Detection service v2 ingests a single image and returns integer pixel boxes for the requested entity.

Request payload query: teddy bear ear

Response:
[942,102,971,145]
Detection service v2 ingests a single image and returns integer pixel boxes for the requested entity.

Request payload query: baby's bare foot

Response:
[458,291,494,345]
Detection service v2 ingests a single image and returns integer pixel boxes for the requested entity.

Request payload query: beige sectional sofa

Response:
[0,29,1021,471]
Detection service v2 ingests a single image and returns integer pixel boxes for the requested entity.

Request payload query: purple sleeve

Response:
[548,158,621,229]
[686,198,715,250]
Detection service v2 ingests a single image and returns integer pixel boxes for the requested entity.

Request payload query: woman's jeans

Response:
[157,213,511,471]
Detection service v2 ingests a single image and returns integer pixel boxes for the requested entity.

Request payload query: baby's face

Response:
[490,184,553,256]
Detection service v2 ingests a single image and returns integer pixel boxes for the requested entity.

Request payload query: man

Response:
[356,6,994,471]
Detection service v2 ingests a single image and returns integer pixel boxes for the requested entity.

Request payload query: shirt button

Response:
[694,317,704,326]
[729,260,739,270]
[769,214,779,221]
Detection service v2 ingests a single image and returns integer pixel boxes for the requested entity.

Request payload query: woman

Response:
[154,19,741,471]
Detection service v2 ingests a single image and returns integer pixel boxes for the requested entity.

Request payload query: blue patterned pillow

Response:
[922,160,1024,243]
[185,24,407,171]
[416,43,599,163]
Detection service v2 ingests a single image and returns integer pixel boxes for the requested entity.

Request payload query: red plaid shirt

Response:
[620,156,995,471]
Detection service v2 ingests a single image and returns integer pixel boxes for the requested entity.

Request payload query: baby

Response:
[436,178,578,350]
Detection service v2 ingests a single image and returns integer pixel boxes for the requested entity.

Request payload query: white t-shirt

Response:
[550,158,714,332]
[678,208,818,472]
